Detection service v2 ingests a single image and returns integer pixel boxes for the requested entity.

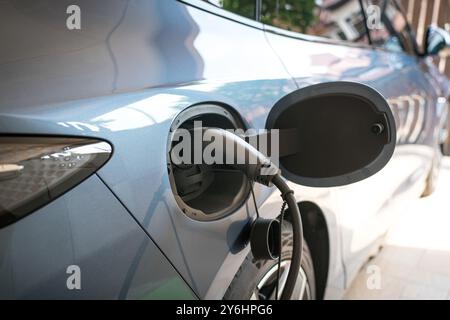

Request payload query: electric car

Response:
[0,0,448,300]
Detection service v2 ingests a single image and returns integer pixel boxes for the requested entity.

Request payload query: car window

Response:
[260,0,370,44]
[202,0,257,20]
[360,0,415,53]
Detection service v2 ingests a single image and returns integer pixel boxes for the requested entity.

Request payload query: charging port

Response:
[167,104,250,221]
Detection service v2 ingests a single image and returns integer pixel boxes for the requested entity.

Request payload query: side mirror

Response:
[266,82,396,188]
[425,25,450,56]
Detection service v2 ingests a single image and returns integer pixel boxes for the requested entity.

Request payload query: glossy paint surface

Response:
[0,175,195,299]
[263,26,448,289]
[0,0,448,299]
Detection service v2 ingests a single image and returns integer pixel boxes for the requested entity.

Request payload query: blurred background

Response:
[399,0,449,77]
[209,0,450,78]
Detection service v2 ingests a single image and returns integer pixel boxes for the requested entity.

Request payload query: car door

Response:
[261,0,441,284]
[69,0,299,299]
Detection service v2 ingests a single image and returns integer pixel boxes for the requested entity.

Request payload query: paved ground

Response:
[344,156,450,300]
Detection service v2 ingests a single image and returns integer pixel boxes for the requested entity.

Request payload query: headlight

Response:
[0,137,112,228]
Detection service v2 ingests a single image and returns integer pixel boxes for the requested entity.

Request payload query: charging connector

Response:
[170,127,303,300]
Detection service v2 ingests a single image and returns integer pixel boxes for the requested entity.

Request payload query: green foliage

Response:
[220,0,317,33]
[261,0,317,33]
[221,0,257,20]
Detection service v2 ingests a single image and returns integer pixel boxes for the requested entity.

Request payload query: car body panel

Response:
[0,175,196,299]
[0,0,448,299]
[0,0,299,299]
[263,26,447,288]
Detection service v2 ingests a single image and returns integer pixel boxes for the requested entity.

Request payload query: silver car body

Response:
[0,0,448,299]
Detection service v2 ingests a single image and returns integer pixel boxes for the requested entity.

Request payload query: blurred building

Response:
[399,0,450,77]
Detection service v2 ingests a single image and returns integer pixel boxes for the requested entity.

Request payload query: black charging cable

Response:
[275,200,287,300]
[249,174,302,300]
[174,128,303,300]
[249,178,260,220]
[272,175,302,300]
